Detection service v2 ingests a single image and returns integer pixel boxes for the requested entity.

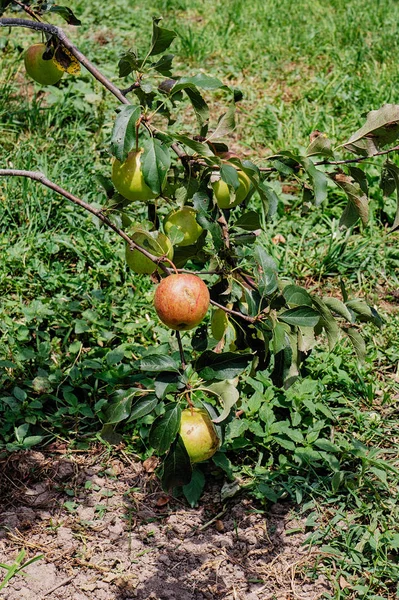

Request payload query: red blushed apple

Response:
[153,274,210,331]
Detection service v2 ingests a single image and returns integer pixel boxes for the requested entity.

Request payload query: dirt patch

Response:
[0,449,330,600]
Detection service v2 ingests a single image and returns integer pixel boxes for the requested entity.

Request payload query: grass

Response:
[1,0,399,598]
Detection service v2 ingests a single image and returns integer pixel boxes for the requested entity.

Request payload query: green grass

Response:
[1,1,399,598]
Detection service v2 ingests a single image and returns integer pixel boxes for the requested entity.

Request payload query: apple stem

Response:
[176,331,186,370]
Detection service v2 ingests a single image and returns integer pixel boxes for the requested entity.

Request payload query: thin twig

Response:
[12,0,42,22]
[175,331,186,369]
[0,169,170,273]
[210,299,256,323]
[42,576,74,597]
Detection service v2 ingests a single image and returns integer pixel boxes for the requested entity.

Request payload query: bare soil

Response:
[0,449,330,600]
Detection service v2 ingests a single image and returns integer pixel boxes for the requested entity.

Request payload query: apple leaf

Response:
[344,104,399,156]
[345,328,366,362]
[127,394,159,421]
[279,306,320,328]
[141,138,171,195]
[220,164,240,190]
[206,380,239,423]
[48,5,81,25]
[173,74,228,92]
[381,161,399,231]
[110,105,141,163]
[312,297,340,350]
[151,54,174,76]
[192,191,224,251]
[162,435,192,490]
[137,354,180,372]
[306,133,334,158]
[283,285,313,307]
[232,211,262,231]
[118,50,144,77]
[149,405,182,455]
[209,105,236,140]
[183,468,205,506]
[150,18,177,57]
[254,244,279,297]
[171,134,214,157]
[332,173,369,227]
[196,351,252,381]
[322,297,353,322]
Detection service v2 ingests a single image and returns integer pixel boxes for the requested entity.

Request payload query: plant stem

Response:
[176,331,186,369]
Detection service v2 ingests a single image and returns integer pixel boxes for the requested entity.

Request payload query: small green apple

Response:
[212,169,251,209]
[24,43,64,86]
[126,231,173,274]
[112,150,156,203]
[154,273,210,331]
[163,207,203,247]
[179,408,220,463]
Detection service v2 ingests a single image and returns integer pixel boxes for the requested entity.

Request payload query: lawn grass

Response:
[1,0,399,598]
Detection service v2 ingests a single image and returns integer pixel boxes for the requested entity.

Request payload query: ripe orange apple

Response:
[112,150,156,202]
[163,207,203,246]
[153,273,210,331]
[179,408,220,463]
[24,43,64,86]
[212,168,251,209]
[126,231,173,274]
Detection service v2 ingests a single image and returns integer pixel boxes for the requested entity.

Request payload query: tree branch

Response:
[0,18,129,105]
[0,169,171,273]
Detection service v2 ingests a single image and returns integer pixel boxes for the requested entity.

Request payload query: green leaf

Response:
[346,327,366,362]
[150,18,177,56]
[183,468,205,506]
[254,245,278,296]
[171,134,213,157]
[173,74,227,92]
[141,138,171,195]
[279,306,320,328]
[128,395,159,421]
[104,396,133,424]
[207,380,240,423]
[48,5,81,25]
[137,354,180,372]
[344,104,399,156]
[151,54,174,76]
[314,439,340,452]
[382,161,399,231]
[233,211,262,231]
[323,297,353,322]
[312,297,340,350]
[196,351,252,381]
[279,152,328,205]
[162,435,192,490]
[346,299,373,320]
[306,133,334,158]
[149,405,181,455]
[118,50,143,77]
[110,105,141,163]
[283,285,313,307]
[192,192,223,250]
[332,173,369,227]
[209,105,236,139]
[220,163,240,189]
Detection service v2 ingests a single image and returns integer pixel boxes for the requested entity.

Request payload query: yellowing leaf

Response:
[53,46,81,75]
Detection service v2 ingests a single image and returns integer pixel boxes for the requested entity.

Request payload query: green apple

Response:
[126,231,173,275]
[163,207,203,247]
[212,169,251,209]
[112,150,156,203]
[154,273,210,331]
[179,408,220,463]
[24,43,64,86]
